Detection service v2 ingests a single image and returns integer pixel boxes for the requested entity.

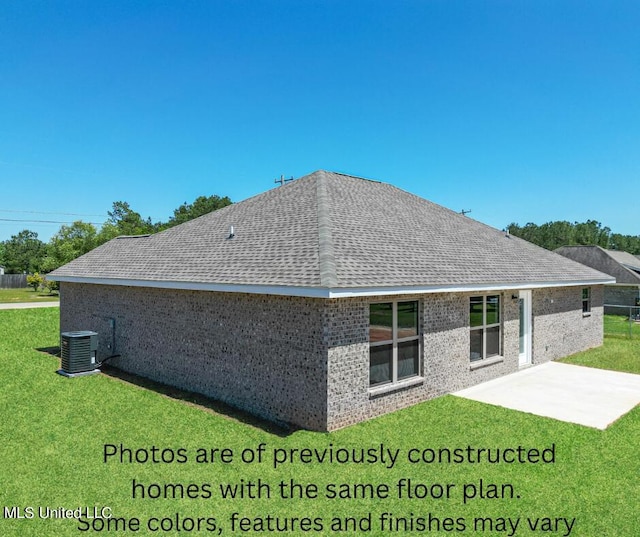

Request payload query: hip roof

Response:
[50,170,613,297]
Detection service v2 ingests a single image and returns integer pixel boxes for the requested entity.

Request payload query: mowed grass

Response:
[603,313,640,339]
[560,316,640,375]
[0,287,59,303]
[560,337,640,375]
[0,309,638,536]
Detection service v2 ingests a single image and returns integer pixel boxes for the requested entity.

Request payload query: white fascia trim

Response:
[51,276,330,298]
[52,275,615,298]
[326,279,615,298]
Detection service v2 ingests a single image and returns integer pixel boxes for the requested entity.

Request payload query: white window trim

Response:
[369,300,421,389]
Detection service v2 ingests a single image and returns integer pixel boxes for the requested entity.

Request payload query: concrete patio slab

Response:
[453,361,640,429]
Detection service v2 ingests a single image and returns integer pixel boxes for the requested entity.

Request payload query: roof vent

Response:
[58,331,100,377]
[228,225,235,239]
[274,175,294,187]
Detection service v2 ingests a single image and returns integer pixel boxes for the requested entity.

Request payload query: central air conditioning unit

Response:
[58,331,100,377]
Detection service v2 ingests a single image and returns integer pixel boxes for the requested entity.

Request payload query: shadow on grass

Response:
[604,333,638,341]
[36,346,295,438]
[37,346,61,357]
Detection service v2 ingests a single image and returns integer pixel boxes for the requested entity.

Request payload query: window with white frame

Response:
[369,300,420,387]
[582,287,591,314]
[470,295,501,362]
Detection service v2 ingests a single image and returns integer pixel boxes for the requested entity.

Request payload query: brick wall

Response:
[60,283,605,432]
[325,292,519,430]
[59,283,329,430]
[325,286,604,430]
[531,286,603,363]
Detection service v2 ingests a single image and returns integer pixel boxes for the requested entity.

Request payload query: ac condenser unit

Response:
[59,331,99,377]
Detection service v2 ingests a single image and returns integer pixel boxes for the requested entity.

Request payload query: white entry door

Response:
[519,290,532,367]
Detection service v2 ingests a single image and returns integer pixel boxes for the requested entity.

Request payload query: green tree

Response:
[26,272,45,292]
[164,195,232,228]
[43,277,60,294]
[610,234,640,254]
[507,222,546,245]
[97,201,155,245]
[2,230,47,273]
[94,195,233,245]
[536,221,576,251]
[47,221,98,269]
[508,219,640,253]
[574,220,610,247]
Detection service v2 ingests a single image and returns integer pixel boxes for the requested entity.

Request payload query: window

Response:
[582,288,591,314]
[470,295,501,362]
[369,301,420,387]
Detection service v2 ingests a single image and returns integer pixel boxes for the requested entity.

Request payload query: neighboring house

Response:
[0,266,4,275]
[555,246,640,312]
[50,171,613,431]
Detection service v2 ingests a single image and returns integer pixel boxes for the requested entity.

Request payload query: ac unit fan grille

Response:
[60,331,98,374]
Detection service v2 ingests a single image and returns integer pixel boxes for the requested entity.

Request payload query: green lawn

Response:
[1,309,638,536]
[560,336,640,375]
[0,287,59,303]
[603,313,640,340]
[558,315,640,375]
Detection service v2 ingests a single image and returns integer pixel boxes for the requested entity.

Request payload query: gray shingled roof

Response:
[51,170,612,296]
[555,246,640,285]
[605,250,640,273]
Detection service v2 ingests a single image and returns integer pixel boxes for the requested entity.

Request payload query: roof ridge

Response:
[316,171,337,288]
[323,170,382,183]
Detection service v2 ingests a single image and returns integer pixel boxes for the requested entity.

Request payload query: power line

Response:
[0,218,106,225]
[0,208,107,217]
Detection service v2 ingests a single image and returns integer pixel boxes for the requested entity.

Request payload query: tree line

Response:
[507,220,640,254]
[0,195,232,275]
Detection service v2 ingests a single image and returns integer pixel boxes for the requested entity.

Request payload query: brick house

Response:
[50,171,613,431]
[555,246,640,313]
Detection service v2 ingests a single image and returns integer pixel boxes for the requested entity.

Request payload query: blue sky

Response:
[1,1,638,243]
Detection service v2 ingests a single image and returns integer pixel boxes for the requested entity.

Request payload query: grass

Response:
[1,308,638,536]
[603,313,640,339]
[559,316,640,375]
[560,336,640,375]
[0,287,59,303]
